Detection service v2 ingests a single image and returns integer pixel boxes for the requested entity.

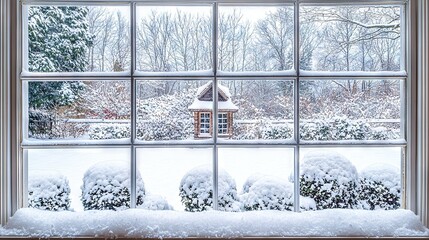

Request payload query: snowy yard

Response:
[27,147,402,212]
[0,208,428,237]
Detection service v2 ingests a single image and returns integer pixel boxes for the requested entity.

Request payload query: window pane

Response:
[136,80,211,142]
[136,148,214,211]
[300,6,401,71]
[219,6,294,72]
[219,148,296,211]
[26,6,130,72]
[299,79,402,141]
[27,148,130,211]
[26,80,130,141]
[299,147,402,210]
[219,80,294,141]
[136,6,212,72]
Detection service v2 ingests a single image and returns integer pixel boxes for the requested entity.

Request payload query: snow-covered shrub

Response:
[369,127,393,140]
[241,173,268,194]
[179,165,240,212]
[88,124,130,140]
[299,151,359,209]
[300,120,330,140]
[241,176,294,211]
[331,117,370,140]
[137,119,193,141]
[261,123,293,140]
[81,161,145,211]
[28,109,56,138]
[357,164,401,210]
[300,196,316,211]
[138,195,173,210]
[28,171,71,211]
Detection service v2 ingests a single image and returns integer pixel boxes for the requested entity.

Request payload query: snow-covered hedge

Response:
[138,195,173,211]
[241,176,293,211]
[137,119,193,141]
[299,151,359,209]
[28,171,71,211]
[179,165,240,212]
[88,124,130,140]
[81,161,145,211]
[357,164,401,210]
[233,120,293,140]
[300,117,396,141]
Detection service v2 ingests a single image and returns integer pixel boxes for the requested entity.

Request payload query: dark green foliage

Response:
[358,178,401,210]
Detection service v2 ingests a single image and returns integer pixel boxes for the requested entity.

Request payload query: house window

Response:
[17,0,410,218]
[200,112,211,134]
[218,113,228,135]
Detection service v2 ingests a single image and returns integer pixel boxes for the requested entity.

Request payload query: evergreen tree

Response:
[28,6,93,109]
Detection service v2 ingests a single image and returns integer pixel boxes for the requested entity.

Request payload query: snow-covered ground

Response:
[28,147,401,212]
[0,208,427,238]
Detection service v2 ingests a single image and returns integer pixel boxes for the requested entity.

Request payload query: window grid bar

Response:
[293,0,300,212]
[130,2,137,209]
[212,2,219,211]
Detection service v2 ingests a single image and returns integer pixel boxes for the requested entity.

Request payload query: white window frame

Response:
[1,0,428,231]
[217,112,227,135]
[200,112,211,135]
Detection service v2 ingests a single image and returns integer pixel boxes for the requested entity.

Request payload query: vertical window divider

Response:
[212,2,219,211]
[293,0,301,212]
[130,2,137,209]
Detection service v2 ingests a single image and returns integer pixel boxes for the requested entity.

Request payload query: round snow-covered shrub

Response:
[299,151,359,209]
[28,171,71,211]
[241,173,268,194]
[179,165,240,212]
[357,164,401,210]
[88,124,130,140]
[138,195,173,210]
[81,161,145,211]
[241,176,293,211]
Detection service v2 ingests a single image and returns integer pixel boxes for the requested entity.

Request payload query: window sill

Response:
[0,208,428,238]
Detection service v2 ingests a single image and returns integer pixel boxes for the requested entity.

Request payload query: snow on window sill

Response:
[0,208,428,238]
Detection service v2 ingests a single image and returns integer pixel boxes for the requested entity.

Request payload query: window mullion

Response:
[130,2,137,209]
[293,0,300,213]
[212,2,219,211]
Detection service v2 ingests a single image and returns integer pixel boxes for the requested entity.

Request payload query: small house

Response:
[188,82,238,139]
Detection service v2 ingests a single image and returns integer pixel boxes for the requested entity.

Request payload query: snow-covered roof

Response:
[188,99,238,112]
[189,82,238,112]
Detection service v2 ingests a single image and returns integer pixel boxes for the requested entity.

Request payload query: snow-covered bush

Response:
[138,195,173,210]
[137,119,193,141]
[81,161,145,211]
[299,151,359,209]
[88,124,130,140]
[28,171,71,211]
[357,164,401,210]
[261,123,293,140]
[331,117,370,140]
[241,176,294,211]
[300,120,330,140]
[179,165,240,212]
[28,109,56,138]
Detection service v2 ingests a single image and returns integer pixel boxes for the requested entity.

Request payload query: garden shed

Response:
[188,82,238,139]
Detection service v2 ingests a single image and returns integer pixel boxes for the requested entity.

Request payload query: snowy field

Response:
[27,147,401,212]
[0,208,428,237]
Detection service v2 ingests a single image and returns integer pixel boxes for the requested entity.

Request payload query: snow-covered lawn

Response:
[0,208,427,238]
[28,147,401,212]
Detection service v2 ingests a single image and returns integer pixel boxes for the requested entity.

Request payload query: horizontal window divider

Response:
[21,71,132,78]
[21,143,133,149]
[22,1,131,6]
[299,139,407,147]
[134,70,214,78]
[21,77,131,82]
[217,70,297,78]
[217,139,297,146]
[22,0,295,5]
[299,0,405,6]
[217,76,296,81]
[299,70,407,79]
[134,76,213,81]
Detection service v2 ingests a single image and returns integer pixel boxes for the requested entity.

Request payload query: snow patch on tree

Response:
[299,151,359,209]
[357,164,401,210]
[81,161,145,211]
[179,165,240,212]
[28,171,71,211]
